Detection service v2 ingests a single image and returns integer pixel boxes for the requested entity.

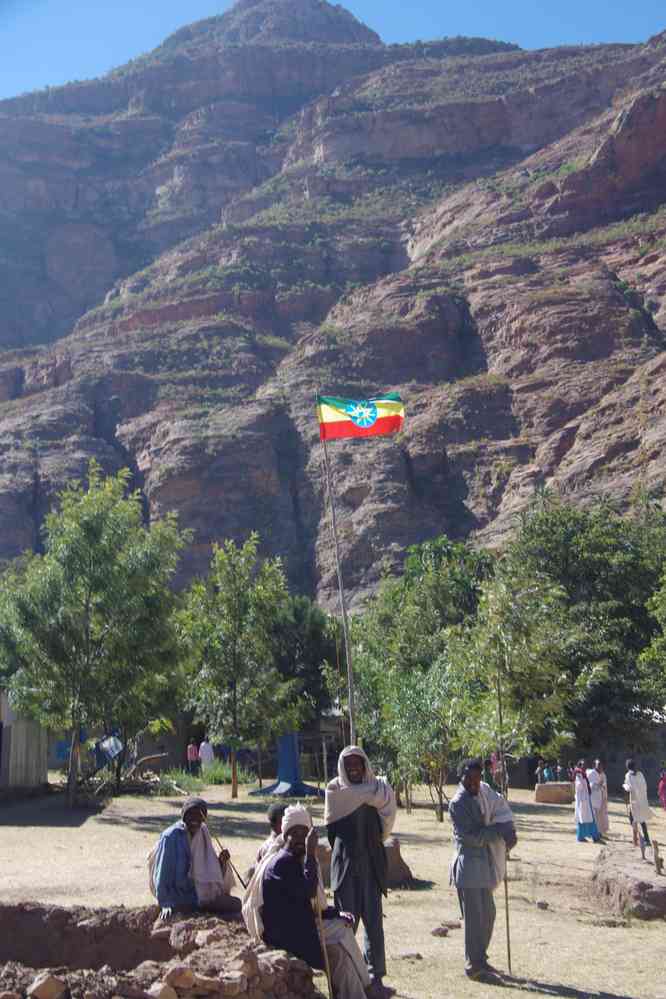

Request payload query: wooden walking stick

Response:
[313,898,334,999]
[503,873,512,975]
[212,832,247,890]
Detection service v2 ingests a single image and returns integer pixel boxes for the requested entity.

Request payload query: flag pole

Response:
[318,394,356,744]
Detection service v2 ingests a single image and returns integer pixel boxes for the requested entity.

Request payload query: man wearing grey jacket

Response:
[449,759,517,982]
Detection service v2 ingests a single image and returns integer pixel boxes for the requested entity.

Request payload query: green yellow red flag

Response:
[316,393,405,441]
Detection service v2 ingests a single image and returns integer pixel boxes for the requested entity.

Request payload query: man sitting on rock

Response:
[150,796,242,920]
[243,803,370,999]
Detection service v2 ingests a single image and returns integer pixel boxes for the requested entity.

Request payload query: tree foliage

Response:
[506,492,666,746]
[179,533,304,797]
[0,462,188,803]
[346,536,494,816]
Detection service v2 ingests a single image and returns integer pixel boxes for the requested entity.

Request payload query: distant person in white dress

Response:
[586,759,609,837]
[623,758,653,854]
[574,761,601,843]
[199,737,215,774]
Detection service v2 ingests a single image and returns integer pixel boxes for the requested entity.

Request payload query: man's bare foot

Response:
[366,981,395,998]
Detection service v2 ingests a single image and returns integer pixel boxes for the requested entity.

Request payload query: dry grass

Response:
[2,786,666,998]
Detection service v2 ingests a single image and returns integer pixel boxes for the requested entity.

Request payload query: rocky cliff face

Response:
[2,2,666,605]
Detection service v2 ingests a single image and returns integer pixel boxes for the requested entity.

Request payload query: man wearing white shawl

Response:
[242,804,370,999]
[623,758,653,853]
[449,760,516,982]
[149,797,241,919]
[325,747,396,998]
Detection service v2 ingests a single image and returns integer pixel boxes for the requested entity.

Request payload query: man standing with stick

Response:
[449,760,517,983]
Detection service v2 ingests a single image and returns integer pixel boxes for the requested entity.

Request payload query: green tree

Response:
[0,462,187,804]
[347,535,494,814]
[272,594,336,717]
[179,533,303,798]
[507,493,666,746]
[449,565,580,782]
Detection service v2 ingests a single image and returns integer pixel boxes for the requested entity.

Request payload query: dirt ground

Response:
[2,784,666,999]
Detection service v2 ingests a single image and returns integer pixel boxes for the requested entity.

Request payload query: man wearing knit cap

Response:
[151,796,241,920]
[325,747,397,999]
[257,804,370,999]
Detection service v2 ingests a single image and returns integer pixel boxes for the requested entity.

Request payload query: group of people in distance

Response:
[186,736,215,776]
[151,746,396,999]
[570,757,656,855]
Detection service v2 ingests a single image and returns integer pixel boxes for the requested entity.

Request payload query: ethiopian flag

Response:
[317,392,405,441]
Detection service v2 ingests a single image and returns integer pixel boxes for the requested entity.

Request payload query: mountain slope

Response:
[1,2,666,605]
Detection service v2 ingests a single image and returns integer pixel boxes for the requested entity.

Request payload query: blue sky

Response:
[1,0,664,101]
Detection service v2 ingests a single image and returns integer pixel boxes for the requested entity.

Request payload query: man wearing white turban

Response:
[250,804,370,999]
[325,747,397,998]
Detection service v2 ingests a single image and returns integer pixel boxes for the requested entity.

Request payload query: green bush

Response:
[200,759,256,786]
[156,768,204,794]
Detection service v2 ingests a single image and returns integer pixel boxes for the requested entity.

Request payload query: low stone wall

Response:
[592,843,666,919]
[0,907,319,999]
[0,905,172,969]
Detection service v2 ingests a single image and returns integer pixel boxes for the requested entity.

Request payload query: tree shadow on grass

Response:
[98,806,270,842]
[0,795,98,829]
[496,975,635,998]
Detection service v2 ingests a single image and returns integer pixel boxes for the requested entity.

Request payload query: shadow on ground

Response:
[99,800,271,841]
[499,975,635,998]
[0,796,98,829]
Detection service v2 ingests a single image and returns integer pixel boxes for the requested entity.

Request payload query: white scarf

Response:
[476,781,514,893]
[324,746,397,838]
[242,814,327,943]
[190,823,235,903]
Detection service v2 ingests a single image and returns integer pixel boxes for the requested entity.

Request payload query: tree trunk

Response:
[115,753,123,794]
[257,745,263,789]
[231,749,238,799]
[67,725,80,807]
[396,783,403,809]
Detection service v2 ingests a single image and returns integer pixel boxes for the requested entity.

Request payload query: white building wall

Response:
[0,692,48,788]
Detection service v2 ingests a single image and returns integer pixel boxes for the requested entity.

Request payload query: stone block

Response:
[593,842,666,919]
[165,968,196,990]
[27,974,68,999]
[318,836,412,887]
[385,836,413,886]
[534,782,574,804]
[220,973,247,997]
[194,930,224,949]
[191,977,221,994]
[151,926,173,942]
[147,983,178,999]
[170,923,197,954]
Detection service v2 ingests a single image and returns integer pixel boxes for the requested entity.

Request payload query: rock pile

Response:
[592,843,666,920]
[0,910,320,999]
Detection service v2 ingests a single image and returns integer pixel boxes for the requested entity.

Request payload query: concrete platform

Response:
[534,781,574,804]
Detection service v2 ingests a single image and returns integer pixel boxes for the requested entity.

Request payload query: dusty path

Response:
[2,786,666,998]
